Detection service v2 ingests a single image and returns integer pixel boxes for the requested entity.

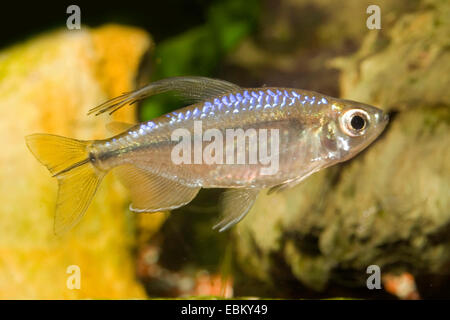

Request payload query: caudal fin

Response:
[25,134,104,236]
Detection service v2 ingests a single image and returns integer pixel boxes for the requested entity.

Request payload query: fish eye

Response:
[340,109,369,136]
[351,115,365,130]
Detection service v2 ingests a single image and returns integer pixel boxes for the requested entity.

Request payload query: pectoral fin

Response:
[213,188,260,232]
[88,76,241,116]
[267,180,300,194]
[114,165,200,212]
[267,168,322,195]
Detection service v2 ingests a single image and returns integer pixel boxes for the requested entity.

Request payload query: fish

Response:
[25,76,389,235]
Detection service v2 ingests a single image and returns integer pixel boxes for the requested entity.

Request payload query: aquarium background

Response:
[0,0,448,299]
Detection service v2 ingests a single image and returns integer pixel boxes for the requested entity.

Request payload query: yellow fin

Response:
[25,134,104,235]
[26,134,90,175]
[54,164,104,235]
[114,165,200,212]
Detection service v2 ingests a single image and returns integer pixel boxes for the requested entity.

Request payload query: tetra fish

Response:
[25,76,388,235]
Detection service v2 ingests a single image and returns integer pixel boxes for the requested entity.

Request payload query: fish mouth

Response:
[373,111,389,133]
[374,110,389,126]
[379,113,389,130]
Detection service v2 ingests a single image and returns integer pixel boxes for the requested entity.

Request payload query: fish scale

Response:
[96,87,375,190]
[147,88,324,132]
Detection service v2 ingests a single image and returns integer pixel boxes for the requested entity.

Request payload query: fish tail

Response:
[25,134,105,236]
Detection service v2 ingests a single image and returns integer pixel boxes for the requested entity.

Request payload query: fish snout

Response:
[373,109,389,129]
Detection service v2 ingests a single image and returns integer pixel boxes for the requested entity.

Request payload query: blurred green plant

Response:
[140,0,260,121]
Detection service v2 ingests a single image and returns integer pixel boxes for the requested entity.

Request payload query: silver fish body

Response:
[26,77,388,234]
[92,88,387,188]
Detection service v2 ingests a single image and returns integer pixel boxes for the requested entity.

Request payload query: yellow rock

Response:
[0,25,154,299]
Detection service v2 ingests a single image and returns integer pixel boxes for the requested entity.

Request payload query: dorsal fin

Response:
[88,76,241,116]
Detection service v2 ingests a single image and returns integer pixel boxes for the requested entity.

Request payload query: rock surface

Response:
[228,0,449,297]
[0,25,154,298]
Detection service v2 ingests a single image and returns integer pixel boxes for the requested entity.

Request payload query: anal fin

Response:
[213,188,260,232]
[114,165,200,212]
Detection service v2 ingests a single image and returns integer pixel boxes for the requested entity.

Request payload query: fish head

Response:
[321,99,389,162]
